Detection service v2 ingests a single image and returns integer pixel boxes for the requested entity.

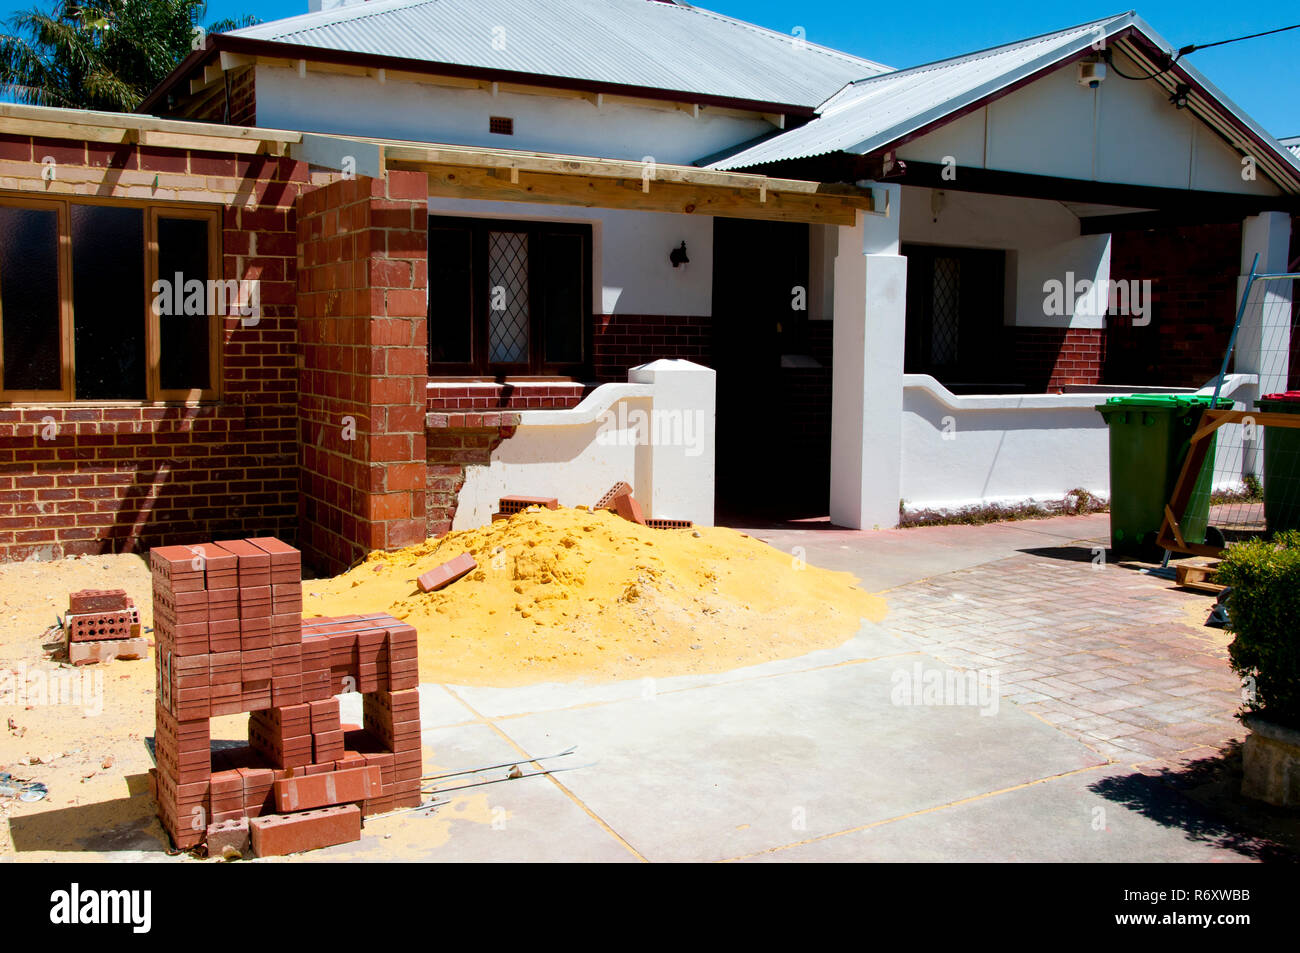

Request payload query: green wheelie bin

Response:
[1095,395,1231,557]
[1254,391,1300,533]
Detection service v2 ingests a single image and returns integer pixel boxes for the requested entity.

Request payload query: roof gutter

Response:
[138,34,820,119]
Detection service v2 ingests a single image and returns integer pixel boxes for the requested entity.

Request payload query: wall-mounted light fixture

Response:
[670,241,689,268]
[1169,84,1191,109]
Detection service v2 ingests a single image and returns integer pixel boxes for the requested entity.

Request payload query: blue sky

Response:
[2,0,1297,135]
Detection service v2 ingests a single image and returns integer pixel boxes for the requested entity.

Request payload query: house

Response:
[0,3,1295,571]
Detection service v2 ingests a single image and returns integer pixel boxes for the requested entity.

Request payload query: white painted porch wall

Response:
[425,195,712,316]
[454,360,716,529]
[898,186,1111,329]
[899,374,1259,513]
[255,64,775,165]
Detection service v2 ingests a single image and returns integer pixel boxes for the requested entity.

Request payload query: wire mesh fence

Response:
[1169,264,1299,552]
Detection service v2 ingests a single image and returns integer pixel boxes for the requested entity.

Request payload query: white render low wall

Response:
[453,360,716,529]
[899,374,1257,513]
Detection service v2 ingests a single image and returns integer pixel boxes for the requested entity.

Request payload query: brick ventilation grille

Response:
[489,116,514,135]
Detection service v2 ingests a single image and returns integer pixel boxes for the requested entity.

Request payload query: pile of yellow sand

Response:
[304,506,886,686]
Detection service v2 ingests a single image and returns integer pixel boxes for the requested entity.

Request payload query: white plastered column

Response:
[1237,212,1293,480]
[829,185,908,529]
[627,358,716,525]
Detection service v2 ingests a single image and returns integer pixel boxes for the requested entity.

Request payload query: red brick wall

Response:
[593,313,712,381]
[0,141,304,560]
[425,420,518,537]
[1107,222,1242,387]
[426,382,585,411]
[296,173,430,574]
[1003,327,1106,392]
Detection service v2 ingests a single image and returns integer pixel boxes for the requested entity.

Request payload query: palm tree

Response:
[0,0,259,112]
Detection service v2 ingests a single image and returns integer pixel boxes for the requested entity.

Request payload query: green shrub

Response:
[1218,530,1300,730]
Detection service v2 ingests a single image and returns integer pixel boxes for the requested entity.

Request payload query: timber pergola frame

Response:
[1157,410,1300,558]
[362,137,875,225]
[0,102,301,156]
[0,101,875,226]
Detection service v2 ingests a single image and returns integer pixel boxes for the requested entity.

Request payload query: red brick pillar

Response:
[296,171,428,574]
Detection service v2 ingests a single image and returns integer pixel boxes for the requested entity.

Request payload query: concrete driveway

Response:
[297,513,1289,863]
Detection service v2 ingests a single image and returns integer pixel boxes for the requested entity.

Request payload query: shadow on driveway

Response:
[1088,743,1299,863]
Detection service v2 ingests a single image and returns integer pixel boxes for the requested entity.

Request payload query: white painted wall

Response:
[256,64,775,166]
[897,52,1280,196]
[899,374,1259,513]
[899,186,1111,329]
[426,195,712,316]
[454,360,716,529]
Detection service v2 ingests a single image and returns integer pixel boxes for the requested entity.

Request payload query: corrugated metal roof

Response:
[228,0,890,108]
[1281,136,1300,159]
[709,13,1131,170]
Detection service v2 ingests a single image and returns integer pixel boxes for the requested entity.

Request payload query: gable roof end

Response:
[707,11,1300,195]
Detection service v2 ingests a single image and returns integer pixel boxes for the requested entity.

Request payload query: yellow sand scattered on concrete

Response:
[304,506,887,686]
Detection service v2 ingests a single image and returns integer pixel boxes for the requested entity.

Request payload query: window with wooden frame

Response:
[427,215,592,378]
[0,196,221,402]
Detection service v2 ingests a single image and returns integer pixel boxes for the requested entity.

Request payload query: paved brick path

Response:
[881,542,1245,766]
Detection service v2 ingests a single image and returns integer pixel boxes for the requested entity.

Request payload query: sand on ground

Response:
[0,510,886,860]
[304,505,888,686]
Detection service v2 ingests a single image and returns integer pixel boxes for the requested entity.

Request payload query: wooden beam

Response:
[382,142,874,207]
[0,115,132,145]
[419,165,860,225]
[135,129,267,155]
[0,103,301,148]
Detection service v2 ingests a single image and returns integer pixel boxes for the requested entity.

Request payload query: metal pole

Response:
[1211,252,1259,408]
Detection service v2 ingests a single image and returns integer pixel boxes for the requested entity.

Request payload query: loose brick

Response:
[593,481,633,510]
[498,495,558,514]
[68,636,149,664]
[206,817,250,857]
[613,494,647,526]
[65,606,141,642]
[273,765,383,812]
[68,589,129,613]
[249,803,361,856]
[416,552,477,593]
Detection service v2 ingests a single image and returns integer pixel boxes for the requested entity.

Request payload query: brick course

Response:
[593,313,712,382]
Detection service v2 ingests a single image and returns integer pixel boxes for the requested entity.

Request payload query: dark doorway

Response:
[712,217,828,521]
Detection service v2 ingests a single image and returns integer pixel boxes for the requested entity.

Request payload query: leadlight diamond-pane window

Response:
[488,230,529,363]
[930,255,960,366]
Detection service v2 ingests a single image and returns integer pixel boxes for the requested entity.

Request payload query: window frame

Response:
[0,196,73,402]
[146,206,223,403]
[427,214,593,379]
[0,193,223,404]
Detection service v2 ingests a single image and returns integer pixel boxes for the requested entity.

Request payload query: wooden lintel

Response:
[420,165,859,225]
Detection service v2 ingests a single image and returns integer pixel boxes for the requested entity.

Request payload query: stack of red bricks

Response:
[151,536,424,857]
[64,589,148,665]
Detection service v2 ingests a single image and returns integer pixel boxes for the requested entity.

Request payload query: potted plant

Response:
[1218,530,1300,807]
